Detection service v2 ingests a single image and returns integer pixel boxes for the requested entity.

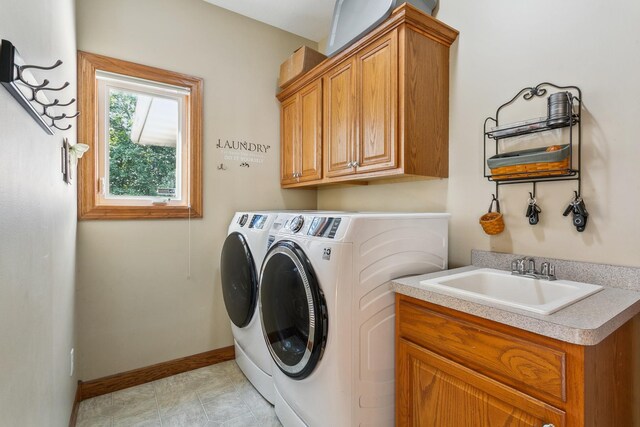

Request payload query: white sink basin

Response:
[419,268,603,315]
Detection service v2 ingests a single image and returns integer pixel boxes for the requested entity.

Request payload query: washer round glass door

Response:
[220,232,258,328]
[260,240,328,379]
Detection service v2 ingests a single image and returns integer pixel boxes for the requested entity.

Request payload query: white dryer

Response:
[259,212,449,426]
[221,212,277,403]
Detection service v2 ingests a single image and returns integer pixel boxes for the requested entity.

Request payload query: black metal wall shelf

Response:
[0,39,78,134]
[485,114,578,140]
[483,82,583,197]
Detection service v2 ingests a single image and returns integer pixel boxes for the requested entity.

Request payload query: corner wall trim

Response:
[78,345,235,401]
[68,380,82,427]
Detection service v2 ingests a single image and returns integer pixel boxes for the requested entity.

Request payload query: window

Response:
[77,52,202,219]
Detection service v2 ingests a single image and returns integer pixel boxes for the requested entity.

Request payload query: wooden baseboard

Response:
[79,346,235,401]
[68,380,82,427]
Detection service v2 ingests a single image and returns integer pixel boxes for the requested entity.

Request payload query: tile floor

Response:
[76,360,282,427]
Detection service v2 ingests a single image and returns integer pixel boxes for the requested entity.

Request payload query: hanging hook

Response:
[34,98,59,108]
[19,60,63,73]
[51,122,71,131]
[56,98,76,107]
[18,77,50,90]
[44,112,69,121]
[34,81,70,93]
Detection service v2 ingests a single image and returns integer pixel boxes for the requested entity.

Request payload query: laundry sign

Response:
[216,139,272,166]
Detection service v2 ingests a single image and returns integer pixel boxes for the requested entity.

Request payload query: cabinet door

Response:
[397,339,565,427]
[280,95,298,185]
[324,59,356,178]
[356,30,398,173]
[298,80,322,182]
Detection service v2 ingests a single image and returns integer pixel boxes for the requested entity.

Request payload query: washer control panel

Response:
[249,214,268,229]
[308,217,342,239]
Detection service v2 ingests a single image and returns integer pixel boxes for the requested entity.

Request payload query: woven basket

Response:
[479,197,505,235]
[490,157,570,180]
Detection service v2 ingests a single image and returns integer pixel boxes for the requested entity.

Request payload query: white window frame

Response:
[96,71,189,207]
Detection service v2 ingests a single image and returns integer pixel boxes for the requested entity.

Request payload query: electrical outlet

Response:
[70,348,74,377]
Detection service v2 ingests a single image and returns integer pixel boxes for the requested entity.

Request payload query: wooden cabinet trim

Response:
[397,338,566,427]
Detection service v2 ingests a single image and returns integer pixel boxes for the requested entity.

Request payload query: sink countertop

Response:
[391,265,640,345]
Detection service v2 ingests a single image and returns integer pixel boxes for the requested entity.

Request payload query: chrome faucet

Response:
[511,257,556,281]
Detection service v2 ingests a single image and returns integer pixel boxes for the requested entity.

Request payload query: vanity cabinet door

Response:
[397,338,565,427]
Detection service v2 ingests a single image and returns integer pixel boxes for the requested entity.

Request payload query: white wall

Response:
[0,0,78,425]
[75,0,317,380]
[318,0,640,270]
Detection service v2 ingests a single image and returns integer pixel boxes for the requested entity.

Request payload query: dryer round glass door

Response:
[260,241,328,379]
[221,232,258,328]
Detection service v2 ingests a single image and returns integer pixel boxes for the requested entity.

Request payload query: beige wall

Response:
[317,4,640,421]
[0,0,78,425]
[75,0,317,380]
[318,0,640,270]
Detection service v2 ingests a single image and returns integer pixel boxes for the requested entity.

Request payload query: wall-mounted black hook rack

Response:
[0,39,78,135]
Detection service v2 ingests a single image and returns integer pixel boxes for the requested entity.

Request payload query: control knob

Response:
[289,215,305,233]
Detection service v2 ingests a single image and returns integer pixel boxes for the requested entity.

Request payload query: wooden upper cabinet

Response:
[356,30,398,174]
[277,3,459,188]
[324,59,356,178]
[280,80,322,185]
[299,81,322,182]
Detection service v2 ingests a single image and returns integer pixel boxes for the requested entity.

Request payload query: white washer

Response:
[221,212,277,403]
[259,212,449,426]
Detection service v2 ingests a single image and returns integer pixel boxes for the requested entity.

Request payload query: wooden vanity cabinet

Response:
[277,4,458,188]
[396,294,635,427]
[279,80,322,185]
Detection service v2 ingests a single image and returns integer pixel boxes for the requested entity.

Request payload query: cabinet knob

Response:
[542,424,555,427]
[354,161,360,167]
[347,161,354,168]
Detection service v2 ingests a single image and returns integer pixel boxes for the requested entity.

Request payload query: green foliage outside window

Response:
[108,90,177,197]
